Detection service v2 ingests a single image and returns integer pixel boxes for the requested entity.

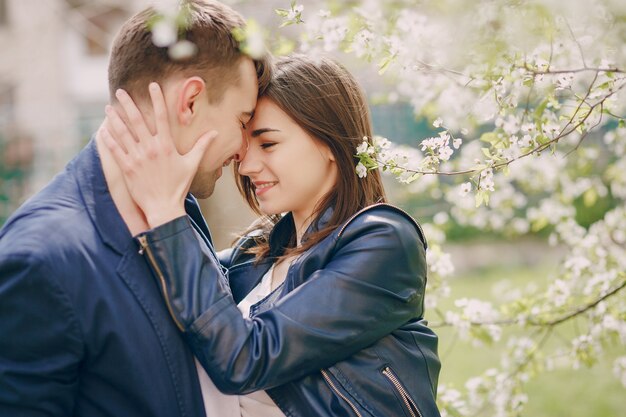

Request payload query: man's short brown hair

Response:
[108,0,270,103]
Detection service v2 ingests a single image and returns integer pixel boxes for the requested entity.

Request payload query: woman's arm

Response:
[137,206,426,394]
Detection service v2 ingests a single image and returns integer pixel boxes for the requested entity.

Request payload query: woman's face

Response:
[239,98,338,220]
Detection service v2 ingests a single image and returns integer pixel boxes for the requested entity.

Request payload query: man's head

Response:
[108,0,271,198]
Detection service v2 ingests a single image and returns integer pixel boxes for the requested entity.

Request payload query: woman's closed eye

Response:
[260,142,276,149]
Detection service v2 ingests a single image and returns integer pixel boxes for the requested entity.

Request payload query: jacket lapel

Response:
[73,140,204,414]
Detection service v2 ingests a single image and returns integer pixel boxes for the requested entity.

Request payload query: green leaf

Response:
[406,173,422,183]
[273,37,295,55]
[480,132,498,145]
[470,326,495,346]
[534,98,549,118]
[378,54,395,75]
[583,188,598,207]
[475,191,485,207]
[531,217,549,232]
[482,147,493,158]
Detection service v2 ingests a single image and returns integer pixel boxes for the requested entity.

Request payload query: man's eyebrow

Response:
[251,128,280,137]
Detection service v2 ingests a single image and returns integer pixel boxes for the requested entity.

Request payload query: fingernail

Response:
[115,89,125,98]
[149,82,158,91]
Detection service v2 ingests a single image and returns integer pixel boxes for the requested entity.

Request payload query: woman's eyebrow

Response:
[251,128,281,137]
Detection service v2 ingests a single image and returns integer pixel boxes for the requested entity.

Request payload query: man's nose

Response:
[232,134,248,162]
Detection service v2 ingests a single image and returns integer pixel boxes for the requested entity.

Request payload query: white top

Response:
[196,265,286,417]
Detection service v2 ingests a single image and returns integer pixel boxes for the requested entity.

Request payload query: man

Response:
[0,0,270,415]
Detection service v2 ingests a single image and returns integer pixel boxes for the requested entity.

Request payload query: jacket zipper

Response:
[320,369,363,417]
[381,366,422,417]
[138,235,185,332]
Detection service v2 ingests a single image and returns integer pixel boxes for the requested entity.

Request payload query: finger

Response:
[101,126,135,177]
[148,82,174,148]
[185,130,218,169]
[105,105,140,155]
[115,89,154,141]
[102,118,127,154]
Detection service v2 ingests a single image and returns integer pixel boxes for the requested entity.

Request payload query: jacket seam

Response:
[412,334,437,398]
[190,295,235,335]
[17,252,86,348]
[336,203,426,248]
[145,217,192,243]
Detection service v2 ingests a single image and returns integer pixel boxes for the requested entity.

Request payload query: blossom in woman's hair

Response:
[356,140,370,155]
[356,162,368,178]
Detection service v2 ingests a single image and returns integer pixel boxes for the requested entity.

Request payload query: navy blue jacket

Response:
[0,141,206,417]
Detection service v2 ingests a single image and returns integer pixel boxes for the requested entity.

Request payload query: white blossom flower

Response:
[438,146,453,161]
[453,138,462,149]
[168,40,198,61]
[555,72,575,90]
[356,140,369,155]
[355,162,367,178]
[352,29,373,57]
[373,136,391,149]
[460,182,472,196]
[427,248,455,276]
[613,356,626,387]
[433,117,443,128]
[243,30,266,59]
[287,4,304,21]
[318,9,331,18]
[434,212,449,225]
[151,19,178,47]
[546,279,571,307]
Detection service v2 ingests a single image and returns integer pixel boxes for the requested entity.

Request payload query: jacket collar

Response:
[74,138,210,255]
[74,139,132,255]
[267,206,335,257]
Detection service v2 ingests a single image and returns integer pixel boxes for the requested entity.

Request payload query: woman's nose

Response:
[238,146,262,176]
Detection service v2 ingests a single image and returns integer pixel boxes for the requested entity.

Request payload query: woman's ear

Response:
[326,147,336,163]
[176,76,206,126]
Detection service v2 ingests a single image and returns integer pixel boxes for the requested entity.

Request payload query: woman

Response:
[103,55,441,417]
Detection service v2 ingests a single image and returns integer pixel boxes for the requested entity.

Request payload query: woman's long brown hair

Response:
[234,54,387,260]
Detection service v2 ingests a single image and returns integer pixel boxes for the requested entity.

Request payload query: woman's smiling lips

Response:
[253,181,278,196]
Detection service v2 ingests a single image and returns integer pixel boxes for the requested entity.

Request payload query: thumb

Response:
[185,130,218,169]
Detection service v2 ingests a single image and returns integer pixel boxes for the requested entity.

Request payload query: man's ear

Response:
[176,76,206,126]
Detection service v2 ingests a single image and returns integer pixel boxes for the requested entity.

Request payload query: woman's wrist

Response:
[145,206,187,229]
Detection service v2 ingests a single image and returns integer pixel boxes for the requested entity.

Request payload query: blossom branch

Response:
[430,277,626,329]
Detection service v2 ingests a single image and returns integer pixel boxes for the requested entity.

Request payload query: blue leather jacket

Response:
[138,203,441,417]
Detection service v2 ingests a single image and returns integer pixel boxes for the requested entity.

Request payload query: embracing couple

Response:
[0,1,440,416]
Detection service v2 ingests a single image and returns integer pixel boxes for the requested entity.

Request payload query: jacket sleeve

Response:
[138,209,426,394]
[0,252,83,415]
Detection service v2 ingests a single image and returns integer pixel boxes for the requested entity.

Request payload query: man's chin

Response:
[190,169,221,199]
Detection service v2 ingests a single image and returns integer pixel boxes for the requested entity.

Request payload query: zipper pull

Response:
[137,235,148,255]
